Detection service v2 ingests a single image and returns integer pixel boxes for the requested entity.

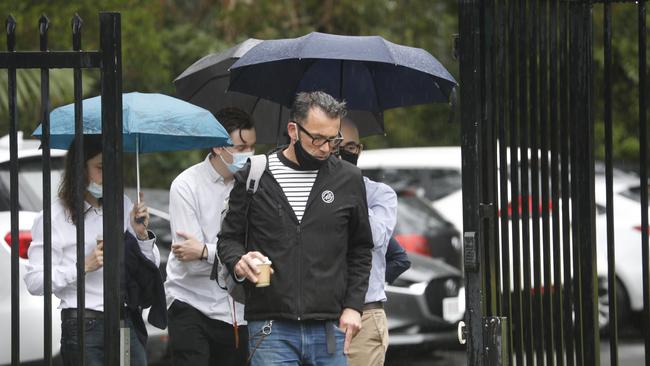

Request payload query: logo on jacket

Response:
[321,190,335,204]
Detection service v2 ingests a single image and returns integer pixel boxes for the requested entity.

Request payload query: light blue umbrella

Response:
[33,92,231,201]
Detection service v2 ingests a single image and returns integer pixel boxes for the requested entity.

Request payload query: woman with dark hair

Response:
[24,135,160,366]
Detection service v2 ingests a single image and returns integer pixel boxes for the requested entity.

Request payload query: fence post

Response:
[99,12,124,366]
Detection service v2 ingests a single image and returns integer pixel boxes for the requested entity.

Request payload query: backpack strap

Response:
[246,154,268,195]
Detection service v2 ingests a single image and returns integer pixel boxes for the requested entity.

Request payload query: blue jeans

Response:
[60,316,146,366]
[248,320,347,366]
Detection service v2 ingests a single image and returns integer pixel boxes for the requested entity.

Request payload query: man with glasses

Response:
[218,91,373,365]
[165,107,256,365]
[338,118,397,366]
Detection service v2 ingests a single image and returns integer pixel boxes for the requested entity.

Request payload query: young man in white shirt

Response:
[165,108,256,365]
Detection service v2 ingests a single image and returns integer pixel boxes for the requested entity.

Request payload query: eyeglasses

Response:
[339,142,364,155]
[293,122,344,148]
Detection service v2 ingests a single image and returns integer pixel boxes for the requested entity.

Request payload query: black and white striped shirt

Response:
[269,152,317,222]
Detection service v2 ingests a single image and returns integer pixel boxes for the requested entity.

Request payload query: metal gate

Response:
[1,13,123,365]
[458,0,650,364]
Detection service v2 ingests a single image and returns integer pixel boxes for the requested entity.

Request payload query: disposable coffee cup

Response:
[255,258,272,287]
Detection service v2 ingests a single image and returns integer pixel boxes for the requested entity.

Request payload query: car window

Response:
[396,195,447,234]
[0,157,64,211]
[362,168,461,202]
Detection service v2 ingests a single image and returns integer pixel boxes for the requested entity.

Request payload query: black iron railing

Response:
[458,0,649,364]
[1,12,122,366]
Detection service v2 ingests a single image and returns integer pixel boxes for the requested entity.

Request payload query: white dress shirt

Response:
[364,176,398,304]
[24,195,159,312]
[165,155,245,325]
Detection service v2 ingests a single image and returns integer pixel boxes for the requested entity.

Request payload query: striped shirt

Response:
[269,152,317,222]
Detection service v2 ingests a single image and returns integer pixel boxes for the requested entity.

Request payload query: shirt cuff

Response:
[205,243,217,265]
[234,271,246,283]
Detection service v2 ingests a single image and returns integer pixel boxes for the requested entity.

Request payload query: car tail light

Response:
[498,195,553,218]
[395,234,431,256]
[633,225,650,235]
[4,231,32,259]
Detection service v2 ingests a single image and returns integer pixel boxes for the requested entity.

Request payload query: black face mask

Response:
[339,149,359,166]
[294,138,327,171]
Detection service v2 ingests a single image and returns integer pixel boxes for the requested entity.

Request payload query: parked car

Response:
[359,146,649,333]
[0,134,168,365]
[394,189,462,270]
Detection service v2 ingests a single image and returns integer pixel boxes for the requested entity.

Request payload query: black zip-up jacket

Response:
[217,151,373,321]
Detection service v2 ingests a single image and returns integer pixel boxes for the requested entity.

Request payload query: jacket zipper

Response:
[297,224,302,321]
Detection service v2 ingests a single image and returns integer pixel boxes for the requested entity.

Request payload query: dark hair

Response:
[214,107,255,145]
[59,135,103,225]
[290,91,347,126]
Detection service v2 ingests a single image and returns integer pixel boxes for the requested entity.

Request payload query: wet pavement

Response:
[385,339,646,365]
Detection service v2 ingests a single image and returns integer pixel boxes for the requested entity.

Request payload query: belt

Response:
[363,301,384,311]
[61,308,104,320]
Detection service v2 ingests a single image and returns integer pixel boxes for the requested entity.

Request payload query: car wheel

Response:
[598,278,630,335]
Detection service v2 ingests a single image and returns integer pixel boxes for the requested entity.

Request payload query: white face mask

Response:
[87,181,102,199]
[220,149,254,173]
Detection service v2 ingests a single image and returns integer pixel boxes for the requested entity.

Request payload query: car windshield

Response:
[363,168,462,201]
[396,195,448,234]
[0,157,64,212]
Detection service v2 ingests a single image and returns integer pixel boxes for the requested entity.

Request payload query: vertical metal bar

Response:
[508,0,525,363]
[529,0,546,363]
[519,1,535,363]
[538,1,556,363]
[38,14,53,366]
[569,6,584,363]
[603,1,619,365]
[99,12,124,365]
[549,1,565,365]
[637,1,650,364]
[459,0,484,364]
[6,14,19,366]
[559,1,575,363]
[572,2,599,364]
[483,0,500,319]
[496,0,513,362]
[71,14,86,365]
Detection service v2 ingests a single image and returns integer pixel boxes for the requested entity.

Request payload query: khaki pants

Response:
[348,308,389,366]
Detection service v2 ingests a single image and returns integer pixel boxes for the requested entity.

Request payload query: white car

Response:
[0,133,65,364]
[0,133,168,364]
[358,146,648,332]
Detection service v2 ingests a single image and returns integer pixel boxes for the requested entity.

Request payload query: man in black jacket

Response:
[218,91,373,365]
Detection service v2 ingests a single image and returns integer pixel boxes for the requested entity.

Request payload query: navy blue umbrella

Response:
[228,32,457,112]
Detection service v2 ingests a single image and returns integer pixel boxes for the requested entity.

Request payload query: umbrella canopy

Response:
[229,32,458,112]
[174,38,385,144]
[33,92,231,152]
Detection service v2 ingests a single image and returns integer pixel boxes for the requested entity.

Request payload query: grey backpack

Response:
[211,154,267,304]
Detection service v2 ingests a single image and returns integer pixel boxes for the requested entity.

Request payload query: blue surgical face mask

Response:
[221,149,254,173]
[87,181,103,199]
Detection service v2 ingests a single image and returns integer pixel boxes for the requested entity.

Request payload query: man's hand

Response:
[171,231,205,262]
[234,251,273,283]
[339,308,362,354]
[85,241,103,273]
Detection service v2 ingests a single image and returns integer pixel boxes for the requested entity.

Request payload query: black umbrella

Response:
[174,38,384,144]
[229,32,457,112]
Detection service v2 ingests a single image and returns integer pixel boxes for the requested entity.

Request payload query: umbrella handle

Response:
[135,136,145,224]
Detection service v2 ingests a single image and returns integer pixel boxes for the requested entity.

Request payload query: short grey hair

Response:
[290,91,347,125]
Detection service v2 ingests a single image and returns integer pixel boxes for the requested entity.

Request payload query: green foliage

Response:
[1,0,645,189]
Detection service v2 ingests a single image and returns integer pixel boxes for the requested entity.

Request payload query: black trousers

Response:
[168,300,249,366]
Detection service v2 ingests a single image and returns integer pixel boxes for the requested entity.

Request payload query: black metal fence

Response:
[458,0,649,364]
[1,12,123,365]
